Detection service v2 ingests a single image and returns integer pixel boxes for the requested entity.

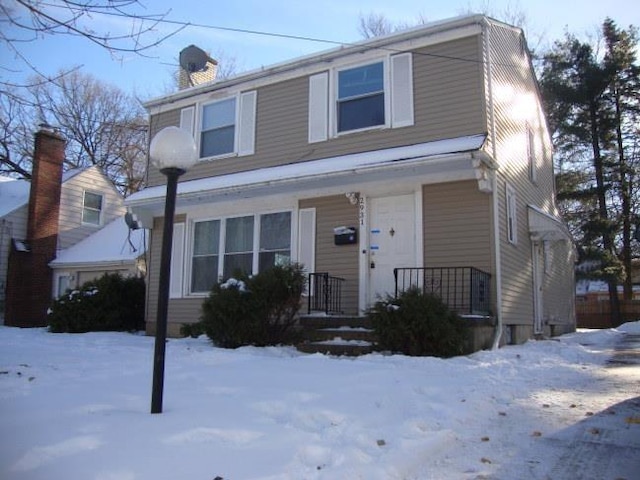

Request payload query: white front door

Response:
[532,241,544,334]
[368,194,416,305]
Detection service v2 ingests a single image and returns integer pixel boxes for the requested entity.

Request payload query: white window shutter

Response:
[297,208,316,276]
[238,91,257,156]
[169,223,185,299]
[180,106,195,135]
[308,73,329,143]
[390,53,414,128]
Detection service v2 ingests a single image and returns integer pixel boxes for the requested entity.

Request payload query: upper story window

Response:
[337,62,385,133]
[506,184,518,245]
[180,91,257,161]
[200,98,236,158]
[308,53,413,143]
[82,191,103,225]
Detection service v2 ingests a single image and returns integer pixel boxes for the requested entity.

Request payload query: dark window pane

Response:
[84,192,103,210]
[191,255,219,292]
[259,251,291,272]
[82,208,101,225]
[200,125,235,157]
[260,212,291,250]
[338,93,385,132]
[338,63,384,99]
[225,216,254,253]
[224,253,253,279]
[193,220,220,255]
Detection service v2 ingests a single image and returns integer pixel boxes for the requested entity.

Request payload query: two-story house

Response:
[127,14,575,347]
[1,128,126,326]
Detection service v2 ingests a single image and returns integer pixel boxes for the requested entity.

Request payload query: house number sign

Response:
[359,196,366,226]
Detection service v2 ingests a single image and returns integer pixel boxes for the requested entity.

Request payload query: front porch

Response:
[298,267,495,355]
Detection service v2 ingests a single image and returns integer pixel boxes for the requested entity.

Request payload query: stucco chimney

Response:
[4,127,66,327]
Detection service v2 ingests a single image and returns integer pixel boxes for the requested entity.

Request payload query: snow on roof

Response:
[50,216,147,267]
[0,175,31,217]
[0,167,90,218]
[127,134,487,206]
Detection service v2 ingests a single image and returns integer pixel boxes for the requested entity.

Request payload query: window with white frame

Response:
[190,220,220,293]
[186,90,257,160]
[308,53,413,142]
[82,191,103,225]
[506,184,518,244]
[527,124,537,183]
[259,212,292,271]
[337,62,385,133]
[200,98,236,158]
[189,211,292,294]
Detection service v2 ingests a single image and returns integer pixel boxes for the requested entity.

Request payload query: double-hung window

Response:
[259,212,291,271]
[82,191,103,225]
[308,53,413,143]
[224,216,254,278]
[200,98,236,158]
[337,62,385,133]
[191,220,220,293]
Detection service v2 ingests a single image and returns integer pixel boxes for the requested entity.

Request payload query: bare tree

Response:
[1,71,148,194]
[358,12,429,39]
[0,88,35,179]
[1,1,183,87]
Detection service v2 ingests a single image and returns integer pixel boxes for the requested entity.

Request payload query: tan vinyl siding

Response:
[299,196,359,315]
[58,167,125,250]
[146,215,201,334]
[146,35,487,188]
[422,180,492,273]
[488,24,569,327]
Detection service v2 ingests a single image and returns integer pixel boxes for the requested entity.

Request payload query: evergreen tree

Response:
[541,19,639,321]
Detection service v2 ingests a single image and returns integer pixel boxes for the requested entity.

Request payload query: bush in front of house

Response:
[369,287,469,357]
[48,273,146,333]
[195,264,306,348]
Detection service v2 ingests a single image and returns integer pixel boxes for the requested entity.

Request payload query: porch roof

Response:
[527,205,572,242]
[126,134,489,218]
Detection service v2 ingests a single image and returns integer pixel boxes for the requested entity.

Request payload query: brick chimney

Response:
[5,127,66,327]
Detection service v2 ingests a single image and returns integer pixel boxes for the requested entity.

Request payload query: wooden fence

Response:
[576,299,640,329]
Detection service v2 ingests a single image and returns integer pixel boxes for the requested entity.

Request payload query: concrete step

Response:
[299,314,372,329]
[296,340,375,356]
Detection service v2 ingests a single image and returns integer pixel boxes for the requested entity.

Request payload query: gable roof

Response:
[0,168,90,218]
[49,216,147,268]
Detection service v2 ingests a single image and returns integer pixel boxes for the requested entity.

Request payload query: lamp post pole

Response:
[151,167,184,414]
[148,126,196,415]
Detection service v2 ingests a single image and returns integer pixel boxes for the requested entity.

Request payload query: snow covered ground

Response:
[0,323,638,480]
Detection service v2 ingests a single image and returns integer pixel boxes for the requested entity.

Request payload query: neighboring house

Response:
[127,14,575,346]
[1,128,126,326]
[49,216,147,297]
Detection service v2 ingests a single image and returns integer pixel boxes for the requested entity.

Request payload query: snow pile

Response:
[0,323,638,480]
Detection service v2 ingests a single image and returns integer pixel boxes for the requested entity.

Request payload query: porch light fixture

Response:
[149,126,197,414]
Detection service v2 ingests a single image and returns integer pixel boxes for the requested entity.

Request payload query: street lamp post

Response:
[149,126,197,414]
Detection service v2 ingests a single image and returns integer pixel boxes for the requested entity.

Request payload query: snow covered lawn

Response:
[0,323,638,480]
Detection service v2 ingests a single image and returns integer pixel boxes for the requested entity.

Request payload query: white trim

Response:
[169,223,185,299]
[390,53,414,128]
[238,91,257,156]
[308,73,329,143]
[179,106,195,135]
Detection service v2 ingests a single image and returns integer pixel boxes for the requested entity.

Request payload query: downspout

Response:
[483,20,503,349]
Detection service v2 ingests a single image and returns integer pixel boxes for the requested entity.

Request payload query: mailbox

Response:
[334,226,358,245]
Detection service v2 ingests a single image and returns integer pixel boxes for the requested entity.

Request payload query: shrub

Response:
[48,273,145,333]
[369,288,469,357]
[195,264,306,348]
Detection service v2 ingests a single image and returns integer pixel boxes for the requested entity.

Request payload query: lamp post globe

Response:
[150,126,196,414]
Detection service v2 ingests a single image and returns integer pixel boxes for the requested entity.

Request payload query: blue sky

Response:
[2,0,639,102]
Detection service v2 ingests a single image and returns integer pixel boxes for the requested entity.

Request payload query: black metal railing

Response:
[394,267,491,316]
[308,272,345,315]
